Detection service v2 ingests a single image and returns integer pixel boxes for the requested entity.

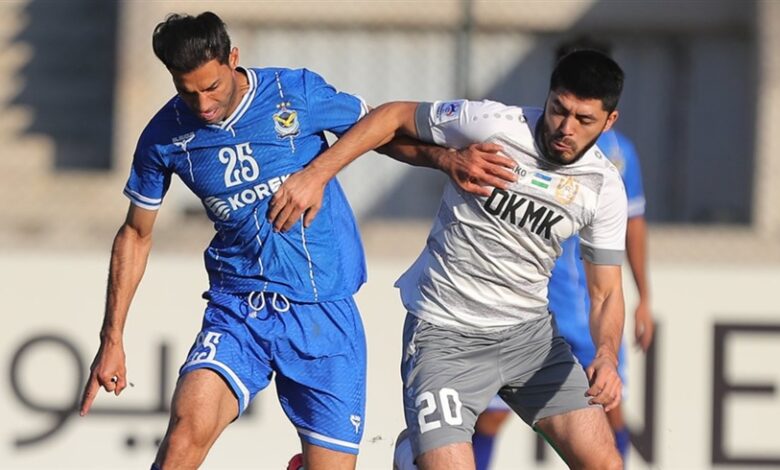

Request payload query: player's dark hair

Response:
[550,49,624,112]
[152,11,231,72]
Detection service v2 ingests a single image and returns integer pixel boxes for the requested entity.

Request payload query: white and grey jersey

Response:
[395,100,627,332]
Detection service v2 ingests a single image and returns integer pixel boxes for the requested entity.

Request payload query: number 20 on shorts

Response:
[416,388,464,433]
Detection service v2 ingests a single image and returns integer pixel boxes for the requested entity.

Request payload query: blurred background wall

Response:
[1,1,779,469]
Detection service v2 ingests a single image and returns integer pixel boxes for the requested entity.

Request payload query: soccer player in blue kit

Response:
[471,38,654,469]
[77,11,516,470]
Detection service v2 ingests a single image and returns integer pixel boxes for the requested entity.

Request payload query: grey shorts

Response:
[400,313,593,457]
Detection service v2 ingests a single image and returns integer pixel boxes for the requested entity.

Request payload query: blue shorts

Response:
[180,290,366,455]
[555,316,627,384]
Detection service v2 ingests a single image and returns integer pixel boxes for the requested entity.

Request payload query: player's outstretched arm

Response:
[378,138,516,198]
[80,203,157,416]
[583,262,625,413]
[268,102,421,232]
[268,101,518,231]
[626,216,653,351]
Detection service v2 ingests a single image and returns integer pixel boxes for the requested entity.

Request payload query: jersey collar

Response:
[208,67,258,132]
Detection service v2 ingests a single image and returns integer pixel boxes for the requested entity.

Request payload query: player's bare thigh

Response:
[155,369,239,469]
[301,440,357,470]
[415,442,475,470]
[535,406,622,470]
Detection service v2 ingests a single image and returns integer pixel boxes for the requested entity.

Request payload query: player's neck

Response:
[225,67,250,119]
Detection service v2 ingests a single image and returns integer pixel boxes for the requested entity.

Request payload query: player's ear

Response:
[603,109,618,133]
[229,47,239,69]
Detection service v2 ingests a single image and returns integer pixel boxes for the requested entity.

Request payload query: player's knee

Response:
[166,412,217,453]
[580,447,622,470]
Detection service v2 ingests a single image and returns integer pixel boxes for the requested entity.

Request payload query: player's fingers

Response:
[586,377,604,397]
[99,374,117,393]
[585,364,595,383]
[477,174,512,190]
[303,205,321,228]
[276,204,302,232]
[459,181,492,197]
[268,191,287,222]
[603,387,622,412]
[482,165,517,185]
[472,142,504,154]
[80,377,100,416]
[282,209,303,232]
[636,321,653,352]
[114,375,128,396]
[480,150,516,169]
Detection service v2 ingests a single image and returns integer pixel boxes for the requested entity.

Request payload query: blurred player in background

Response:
[77,11,515,470]
[471,37,654,469]
[271,50,628,470]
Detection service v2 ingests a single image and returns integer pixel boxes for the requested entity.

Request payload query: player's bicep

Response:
[583,262,622,302]
[124,203,157,239]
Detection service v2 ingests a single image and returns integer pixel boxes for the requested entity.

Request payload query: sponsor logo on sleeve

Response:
[435,101,462,123]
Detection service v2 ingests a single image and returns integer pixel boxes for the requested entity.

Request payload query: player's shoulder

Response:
[254,66,329,89]
[457,99,527,117]
[585,143,625,190]
[136,97,200,157]
[430,99,532,129]
[139,97,185,145]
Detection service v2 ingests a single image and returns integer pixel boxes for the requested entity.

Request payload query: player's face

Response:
[540,89,618,164]
[170,48,242,124]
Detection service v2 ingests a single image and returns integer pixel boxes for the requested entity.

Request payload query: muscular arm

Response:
[268,102,517,231]
[80,203,157,416]
[626,215,653,350]
[583,262,625,412]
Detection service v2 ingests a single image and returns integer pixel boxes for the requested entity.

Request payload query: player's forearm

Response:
[376,135,454,170]
[307,102,418,180]
[626,216,650,302]
[589,288,625,363]
[100,224,153,343]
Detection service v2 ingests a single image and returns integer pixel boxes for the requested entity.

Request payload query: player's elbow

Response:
[115,222,153,249]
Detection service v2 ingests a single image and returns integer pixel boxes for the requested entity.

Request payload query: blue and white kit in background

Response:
[548,128,646,384]
[124,67,369,454]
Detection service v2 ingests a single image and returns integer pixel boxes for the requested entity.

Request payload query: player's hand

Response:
[79,338,128,416]
[634,300,654,352]
[268,167,329,232]
[585,354,622,413]
[441,143,517,197]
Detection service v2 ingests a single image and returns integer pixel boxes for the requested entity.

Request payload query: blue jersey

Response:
[124,67,368,302]
[548,129,645,330]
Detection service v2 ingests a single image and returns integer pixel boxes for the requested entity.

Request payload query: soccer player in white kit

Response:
[271,50,627,469]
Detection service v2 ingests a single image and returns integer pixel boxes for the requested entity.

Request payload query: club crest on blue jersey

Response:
[273,101,300,138]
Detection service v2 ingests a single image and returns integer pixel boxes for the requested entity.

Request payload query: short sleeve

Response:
[123,135,171,211]
[414,100,521,149]
[303,69,368,135]
[579,170,627,265]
